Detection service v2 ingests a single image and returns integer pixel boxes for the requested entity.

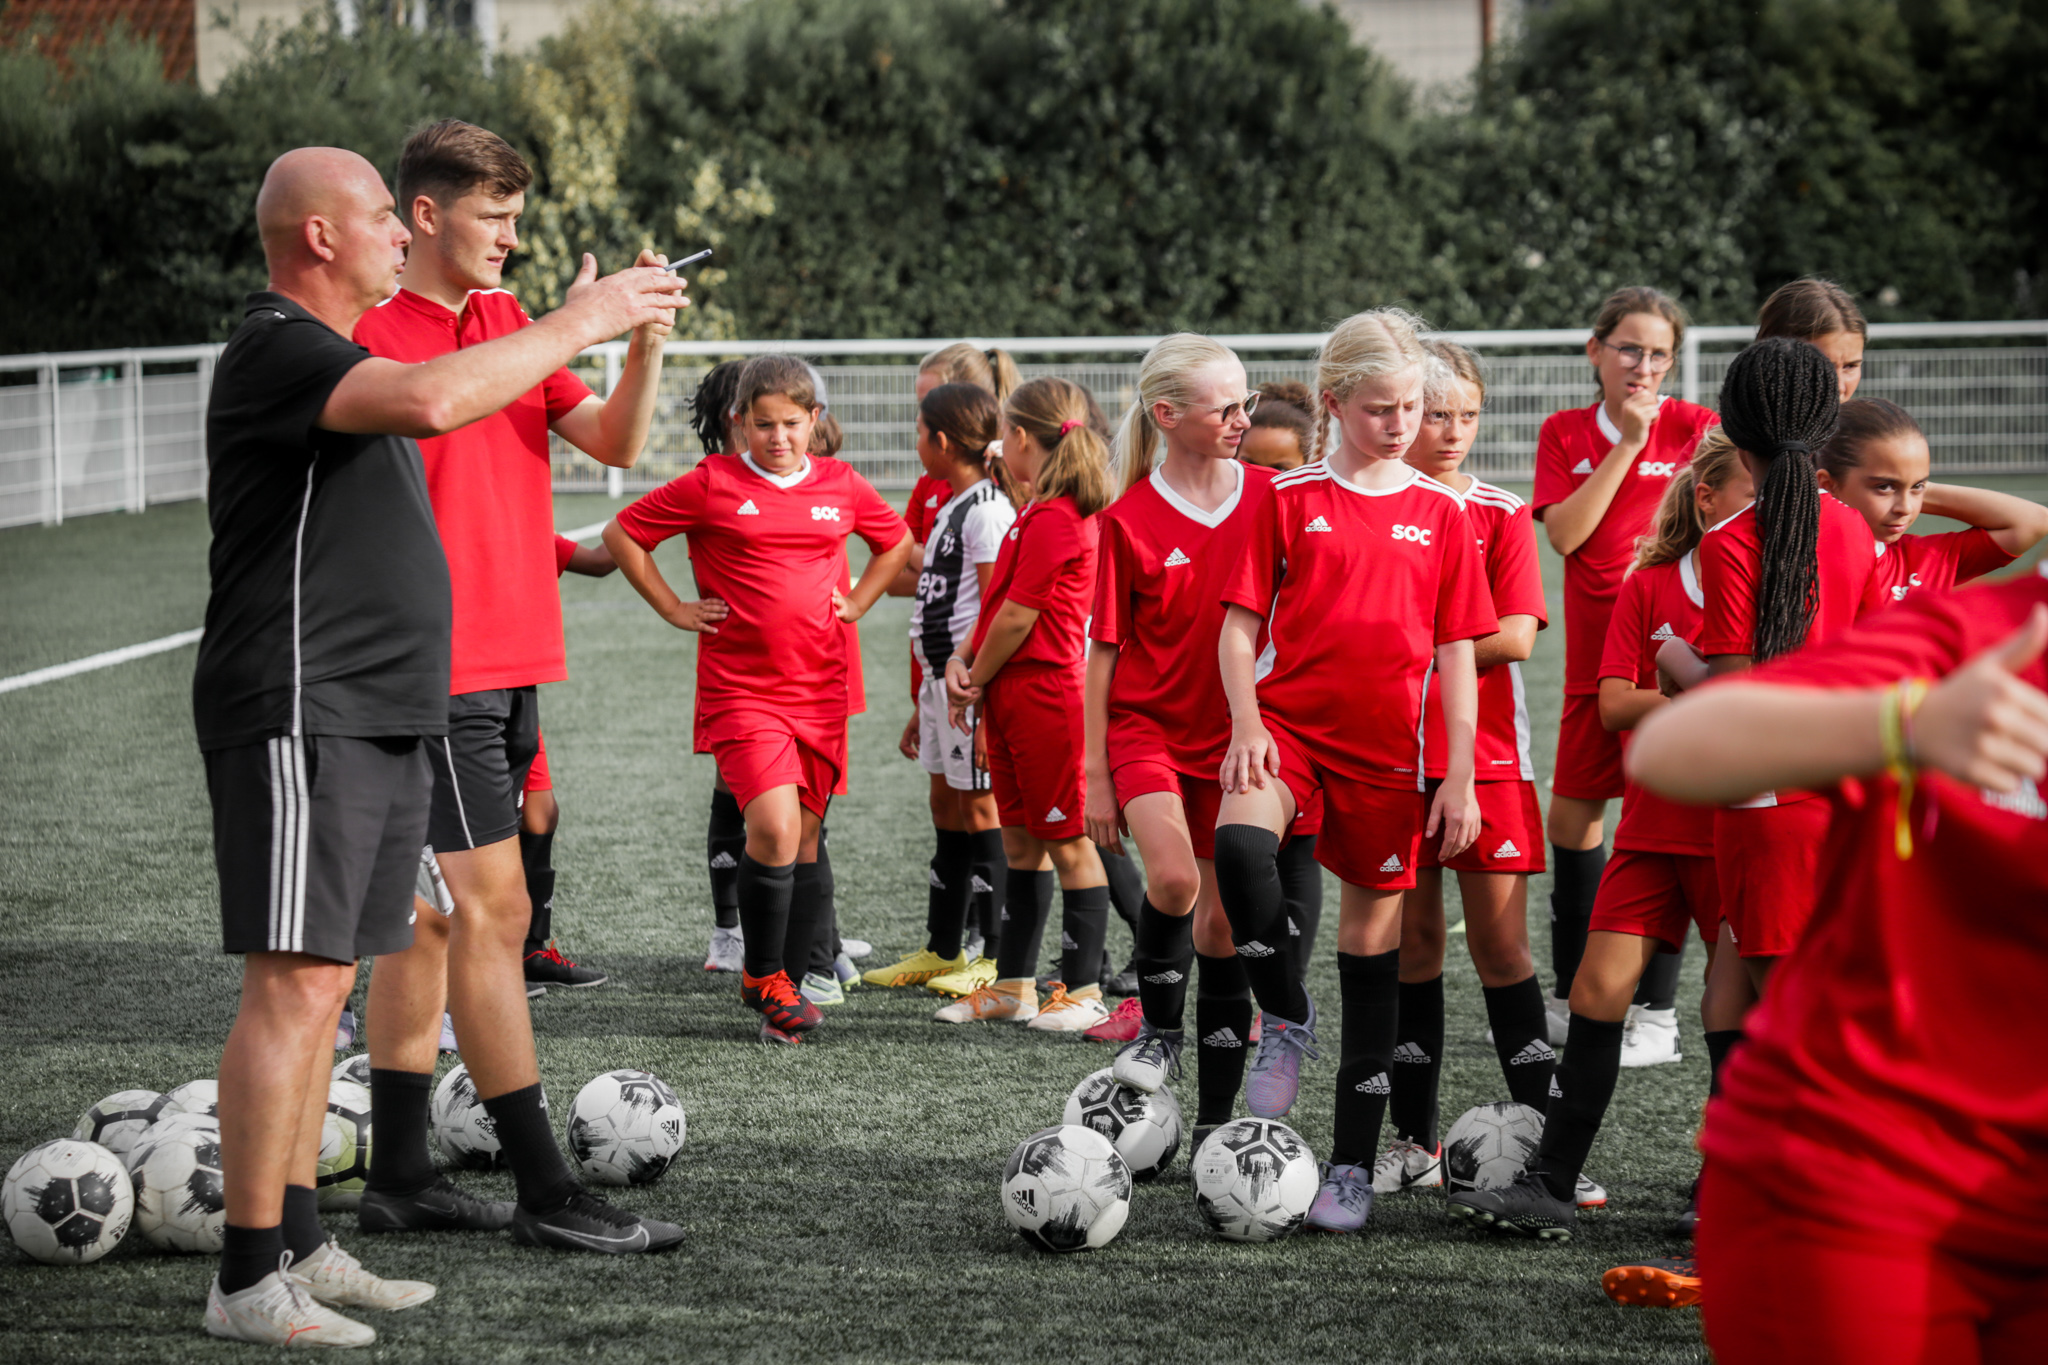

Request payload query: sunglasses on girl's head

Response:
[1185,392,1261,423]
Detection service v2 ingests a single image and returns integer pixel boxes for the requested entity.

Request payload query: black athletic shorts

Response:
[206,734,430,963]
[427,687,541,852]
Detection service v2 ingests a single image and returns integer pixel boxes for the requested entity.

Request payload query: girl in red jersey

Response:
[1819,399,2048,608]
[1630,573,2048,1363]
[1755,276,1867,401]
[1532,288,1719,1033]
[1377,340,1559,1196]
[1216,308,1497,1234]
[605,356,913,1044]
[1448,432,1754,1242]
[938,378,1117,1032]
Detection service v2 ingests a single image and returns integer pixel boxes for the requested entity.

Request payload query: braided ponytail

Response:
[1715,338,1842,662]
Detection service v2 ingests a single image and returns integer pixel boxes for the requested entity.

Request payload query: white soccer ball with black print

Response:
[433,1064,522,1169]
[567,1070,687,1186]
[316,1079,373,1210]
[72,1090,169,1161]
[133,1111,220,1151]
[1443,1101,1545,1194]
[1189,1117,1317,1242]
[160,1079,219,1120]
[5,1140,133,1264]
[129,1123,226,1253]
[1000,1125,1131,1253]
[332,1054,373,1088]
[1061,1069,1182,1182]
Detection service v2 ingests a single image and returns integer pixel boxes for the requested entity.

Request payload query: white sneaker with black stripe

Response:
[1371,1138,1443,1194]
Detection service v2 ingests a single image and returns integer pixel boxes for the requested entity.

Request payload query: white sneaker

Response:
[292,1240,435,1311]
[1620,1005,1682,1068]
[1545,995,1571,1047]
[1025,984,1109,1033]
[1371,1138,1444,1195]
[703,925,744,973]
[206,1260,376,1348]
[1576,1172,1608,1209]
[840,937,873,960]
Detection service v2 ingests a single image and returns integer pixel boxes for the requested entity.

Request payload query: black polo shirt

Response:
[193,292,451,752]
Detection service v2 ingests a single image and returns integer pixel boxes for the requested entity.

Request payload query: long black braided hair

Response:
[1715,337,1842,662]
[688,359,745,456]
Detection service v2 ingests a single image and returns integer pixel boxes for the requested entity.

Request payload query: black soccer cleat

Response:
[1670,1174,1700,1239]
[510,1189,683,1255]
[357,1176,515,1234]
[1105,959,1139,997]
[1447,1169,1578,1241]
[524,941,609,989]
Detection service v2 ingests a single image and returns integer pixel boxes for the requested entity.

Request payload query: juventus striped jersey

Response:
[911,479,1015,675]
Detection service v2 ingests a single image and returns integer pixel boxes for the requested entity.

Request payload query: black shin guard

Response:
[1483,974,1558,1112]
[737,854,794,978]
[1389,975,1445,1147]
[1530,1013,1625,1200]
[1059,885,1111,989]
[708,788,745,930]
[1133,900,1196,1031]
[1279,833,1324,978]
[1212,824,1309,1022]
[994,868,1055,981]
[364,1068,435,1196]
[1195,951,1254,1125]
[1330,950,1401,1167]
[785,862,826,984]
[1548,844,1606,997]
[811,831,838,975]
[1635,941,1685,1011]
[481,1082,579,1212]
[924,828,976,959]
[969,829,1005,959]
[519,828,556,948]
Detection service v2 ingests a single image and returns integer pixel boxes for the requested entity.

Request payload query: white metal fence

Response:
[4,322,2044,530]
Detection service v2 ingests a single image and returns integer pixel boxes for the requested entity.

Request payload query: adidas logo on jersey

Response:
[1202,1028,1244,1049]
[1304,515,1334,533]
[1392,1041,1432,1065]
[929,868,946,889]
[1981,776,2048,820]
[736,499,760,516]
[1510,1040,1557,1066]
[1164,547,1192,567]
[1379,854,1404,873]
[1353,1072,1392,1095]
[1571,458,1594,475]
[1142,969,1186,985]
[1650,622,1676,642]
[1236,941,1277,958]
[1491,840,1521,860]
[1060,932,1079,950]
[708,852,737,870]
[1045,806,1067,822]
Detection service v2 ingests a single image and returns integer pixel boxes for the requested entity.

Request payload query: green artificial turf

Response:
[7,477,2037,1361]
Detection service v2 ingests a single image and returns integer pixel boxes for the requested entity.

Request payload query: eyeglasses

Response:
[1597,339,1675,373]
[1185,392,1261,423]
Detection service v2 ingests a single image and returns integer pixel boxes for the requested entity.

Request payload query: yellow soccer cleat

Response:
[926,957,999,998]
[861,948,966,989]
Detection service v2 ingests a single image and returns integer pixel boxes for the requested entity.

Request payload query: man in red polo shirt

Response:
[352,120,682,1253]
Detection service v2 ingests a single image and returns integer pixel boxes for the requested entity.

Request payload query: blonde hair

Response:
[1004,377,1114,517]
[1634,427,1745,570]
[919,342,1021,403]
[1314,308,1431,456]
[1113,333,1242,495]
[1422,339,1485,407]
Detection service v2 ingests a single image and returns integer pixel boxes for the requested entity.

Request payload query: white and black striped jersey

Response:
[910,479,1015,675]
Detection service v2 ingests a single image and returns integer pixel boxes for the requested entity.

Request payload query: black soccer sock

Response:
[1213,824,1311,1023]
[924,828,976,959]
[785,861,826,984]
[1483,974,1558,1113]
[1530,1013,1625,1200]
[969,829,1005,959]
[994,868,1055,981]
[1706,1029,1743,1097]
[1279,833,1324,979]
[364,1068,436,1196]
[219,1222,286,1295]
[519,827,556,949]
[707,787,745,930]
[1059,885,1111,990]
[1133,900,1196,1031]
[1330,950,1402,1167]
[281,1184,326,1263]
[1548,844,1606,997]
[1101,848,1145,934]
[809,835,838,977]
[481,1082,580,1213]
[737,854,794,979]
[1195,951,1254,1125]
[1389,975,1445,1148]
[1635,942,1684,1012]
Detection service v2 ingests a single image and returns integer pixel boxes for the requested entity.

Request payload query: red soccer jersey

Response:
[1222,461,1498,791]
[1419,478,1548,780]
[614,453,906,719]
[1701,566,2048,1253]
[905,473,949,544]
[1598,552,1715,855]
[1092,461,1275,774]
[353,288,593,694]
[1868,526,2015,608]
[1532,399,1719,695]
[972,495,1099,672]
[553,535,578,576]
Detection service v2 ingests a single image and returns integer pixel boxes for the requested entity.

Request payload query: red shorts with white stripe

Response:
[1265,715,1426,890]
[702,707,846,819]
[1416,778,1545,874]
[524,733,552,794]
[1552,691,1626,802]
[1714,798,1831,958]
[1588,848,1721,953]
[985,665,1086,840]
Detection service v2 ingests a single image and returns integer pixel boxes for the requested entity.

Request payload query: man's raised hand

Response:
[558,252,687,345]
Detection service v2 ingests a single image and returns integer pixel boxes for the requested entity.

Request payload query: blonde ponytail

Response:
[1113,332,1242,494]
[919,341,1021,403]
[1314,308,1431,456]
[1006,377,1115,517]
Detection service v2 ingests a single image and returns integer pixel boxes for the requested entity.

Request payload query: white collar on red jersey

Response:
[1594,394,1670,445]
[1321,463,1434,499]
[1679,548,1704,607]
[1148,459,1244,528]
[741,451,814,490]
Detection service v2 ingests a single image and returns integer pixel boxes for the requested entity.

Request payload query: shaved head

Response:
[256,147,389,269]
[254,146,412,333]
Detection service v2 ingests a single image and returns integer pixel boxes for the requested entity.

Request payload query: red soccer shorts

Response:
[1265,715,1426,890]
[1588,847,1721,953]
[1714,798,1830,958]
[1416,778,1545,874]
[1551,692,1626,802]
[984,665,1086,840]
[702,708,846,819]
[1112,758,1224,860]
[524,732,552,794]
[1698,1164,2048,1365]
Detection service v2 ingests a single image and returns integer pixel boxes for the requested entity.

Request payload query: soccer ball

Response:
[317,1079,373,1210]
[1189,1118,1318,1243]
[332,1054,373,1088]
[132,1112,219,1154]
[567,1070,686,1186]
[433,1064,525,1169]
[1443,1102,1545,1194]
[72,1090,169,1160]
[1061,1070,1182,1182]
[4,1140,133,1264]
[129,1124,226,1253]
[160,1079,219,1119]
[1000,1125,1131,1253]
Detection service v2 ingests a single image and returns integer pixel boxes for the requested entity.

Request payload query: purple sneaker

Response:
[1305,1162,1374,1233]
[1245,995,1320,1118]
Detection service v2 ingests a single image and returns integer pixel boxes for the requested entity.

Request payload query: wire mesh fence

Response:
[2,324,2043,529]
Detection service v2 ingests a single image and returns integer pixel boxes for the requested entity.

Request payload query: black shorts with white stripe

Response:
[427,686,541,852]
[206,734,430,963]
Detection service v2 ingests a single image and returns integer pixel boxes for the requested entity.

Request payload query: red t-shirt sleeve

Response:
[1598,570,1652,684]
[1090,517,1133,646]
[1220,489,1284,617]
[1697,524,1758,657]
[1530,414,1572,516]
[1007,505,1083,612]
[1937,527,2018,586]
[1435,508,1500,645]
[542,365,595,422]
[1489,504,1548,625]
[614,470,708,551]
[850,475,910,556]
[553,535,578,576]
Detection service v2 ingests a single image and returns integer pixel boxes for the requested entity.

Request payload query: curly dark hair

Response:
[688,359,744,456]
